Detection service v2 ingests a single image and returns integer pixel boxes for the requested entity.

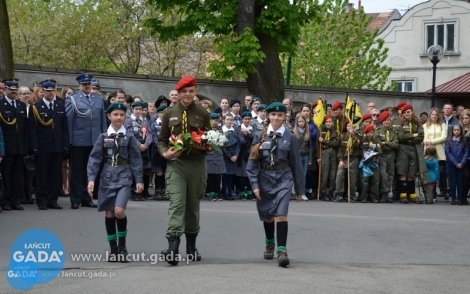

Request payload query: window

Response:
[396,81,414,93]
[425,23,456,52]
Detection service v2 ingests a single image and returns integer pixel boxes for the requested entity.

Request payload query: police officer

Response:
[66,74,107,209]
[29,80,70,210]
[0,78,28,211]
[158,76,211,265]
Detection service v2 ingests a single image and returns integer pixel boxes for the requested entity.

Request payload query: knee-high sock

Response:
[116,216,127,239]
[276,221,288,251]
[105,217,117,242]
[263,221,275,243]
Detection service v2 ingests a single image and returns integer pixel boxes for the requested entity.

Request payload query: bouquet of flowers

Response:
[170,129,227,153]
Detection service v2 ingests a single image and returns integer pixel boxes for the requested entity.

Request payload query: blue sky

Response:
[352,0,427,13]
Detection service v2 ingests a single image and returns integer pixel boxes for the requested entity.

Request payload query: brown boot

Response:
[409,195,423,204]
[400,193,409,204]
[264,243,275,260]
[277,250,290,267]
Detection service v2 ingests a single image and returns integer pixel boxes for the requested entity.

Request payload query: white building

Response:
[378,0,470,93]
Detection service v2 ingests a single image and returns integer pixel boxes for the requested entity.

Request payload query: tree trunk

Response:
[0,0,14,78]
[239,0,284,104]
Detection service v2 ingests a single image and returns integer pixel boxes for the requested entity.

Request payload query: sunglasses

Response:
[372,114,379,117]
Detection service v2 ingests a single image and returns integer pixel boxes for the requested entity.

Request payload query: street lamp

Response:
[426,45,444,108]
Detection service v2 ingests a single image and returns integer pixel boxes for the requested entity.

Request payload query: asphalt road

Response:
[1,194,469,293]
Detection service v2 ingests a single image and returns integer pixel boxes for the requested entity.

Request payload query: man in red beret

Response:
[332,101,346,137]
[391,101,407,130]
[375,111,398,203]
[358,124,382,203]
[317,114,338,201]
[395,103,424,204]
[157,76,212,265]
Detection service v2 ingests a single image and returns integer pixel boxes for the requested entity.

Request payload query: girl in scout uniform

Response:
[396,104,424,204]
[222,113,240,200]
[374,111,398,203]
[251,104,267,132]
[358,124,382,203]
[150,105,168,200]
[317,114,338,202]
[236,111,254,200]
[246,102,304,268]
[124,101,152,201]
[230,99,242,128]
[206,113,226,201]
[87,102,143,262]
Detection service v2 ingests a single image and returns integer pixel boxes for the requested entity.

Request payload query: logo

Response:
[6,229,65,291]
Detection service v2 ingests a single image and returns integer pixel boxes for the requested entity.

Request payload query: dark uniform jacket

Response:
[397,119,424,145]
[29,99,70,153]
[337,132,362,159]
[157,100,211,159]
[316,127,339,158]
[361,136,383,158]
[374,126,398,153]
[0,97,28,155]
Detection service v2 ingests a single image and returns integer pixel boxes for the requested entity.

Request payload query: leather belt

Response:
[261,163,288,171]
[106,158,129,166]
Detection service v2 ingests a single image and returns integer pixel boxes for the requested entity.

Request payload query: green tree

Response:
[287,0,392,90]
[0,0,13,78]
[146,0,320,103]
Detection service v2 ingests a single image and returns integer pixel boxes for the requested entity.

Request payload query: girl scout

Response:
[150,105,168,200]
[87,103,143,262]
[206,113,226,201]
[236,111,255,200]
[246,102,304,268]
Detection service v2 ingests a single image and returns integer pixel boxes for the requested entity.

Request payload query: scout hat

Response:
[175,76,196,90]
[241,111,252,118]
[401,104,413,112]
[230,99,241,107]
[131,101,143,108]
[396,101,406,110]
[210,112,220,120]
[362,113,372,121]
[332,101,342,110]
[141,102,148,109]
[257,104,267,112]
[323,114,333,123]
[250,96,262,105]
[157,105,167,112]
[364,124,375,133]
[379,111,390,123]
[266,102,287,113]
[107,102,127,113]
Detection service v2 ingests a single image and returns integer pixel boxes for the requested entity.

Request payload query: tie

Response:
[49,103,53,111]
[408,122,412,134]
[270,132,278,166]
[182,110,188,133]
[325,130,330,141]
[386,130,390,141]
[11,100,15,108]
[86,95,90,102]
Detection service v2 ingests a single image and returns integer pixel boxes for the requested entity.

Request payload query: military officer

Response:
[29,80,70,210]
[0,78,28,211]
[158,76,211,266]
[65,74,107,209]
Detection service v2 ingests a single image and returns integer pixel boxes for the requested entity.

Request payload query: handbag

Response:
[24,155,35,173]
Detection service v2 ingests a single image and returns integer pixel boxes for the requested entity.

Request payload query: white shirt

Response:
[267,124,286,136]
[257,116,265,124]
[43,98,54,110]
[131,114,141,121]
[5,96,16,107]
[107,124,126,136]
[222,125,234,133]
[251,110,258,119]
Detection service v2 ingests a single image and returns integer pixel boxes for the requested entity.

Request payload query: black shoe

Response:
[11,205,24,210]
[2,205,11,211]
[71,204,80,209]
[161,235,181,266]
[27,199,35,204]
[81,202,97,208]
[20,199,27,204]
[451,200,456,205]
[117,238,128,263]
[47,204,63,209]
[107,241,118,262]
[185,233,202,262]
[321,194,329,201]
[457,200,462,206]
[38,205,48,210]
[333,195,343,202]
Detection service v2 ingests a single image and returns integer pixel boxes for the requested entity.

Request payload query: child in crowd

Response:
[358,125,382,203]
[317,114,338,201]
[222,113,239,200]
[293,115,313,201]
[124,101,152,201]
[424,146,440,203]
[150,105,168,200]
[252,104,267,131]
[236,112,255,200]
[206,113,226,201]
[87,103,143,262]
[246,102,303,267]
[445,124,469,205]
[230,99,242,128]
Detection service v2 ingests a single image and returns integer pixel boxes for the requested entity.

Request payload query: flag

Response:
[345,95,362,127]
[313,98,325,128]
[352,101,362,127]
[345,95,353,122]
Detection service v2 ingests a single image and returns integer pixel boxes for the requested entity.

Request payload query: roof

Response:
[427,72,470,93]
[365,10,401,34]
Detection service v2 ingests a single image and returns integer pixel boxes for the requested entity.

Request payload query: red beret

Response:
[175,76,196,91]
[364,124,375,134]
[362,113,372,121]
[401,103,413,112]
[379,111,390,123]
[312,101,318,109]
[396,101,406,110]
[324,114,333,123]
[332,101,342,110]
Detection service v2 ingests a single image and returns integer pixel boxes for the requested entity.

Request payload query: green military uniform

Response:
[359,136,382,202]
[375,125,398,202]
[333,115,346,138]
[396,118,424,204]
[158,101,211,238]
[390,116,402,131]
[390,116,402,200]
[316,127,338,200]
[333,131,361,202]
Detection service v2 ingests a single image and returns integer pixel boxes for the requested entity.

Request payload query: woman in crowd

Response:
[459,109,470,205]
[18,86,34,205]
[32,85,44,103]
[423,107,447,201]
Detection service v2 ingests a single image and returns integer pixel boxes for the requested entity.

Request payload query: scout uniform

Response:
[332,101,346,137]
[124,101,152,201]
[250,96,262,120]
[87,103,143,263]
[358,125,382,203]
[150,105,168,200]
[396,103,424,204]
[230,99,242,128]
[390,101,406,131]
[29,80,70,210]
[374,112,398,203]
[221,122,240,199]
[65,73,107,209]
[206,113,226,201]
[316,114,338,201]
[246,102,304,267]
[157,76,211,265]
[333,120,362,202]
[236,111,254,200]
[251,104,267,132]
[0,78,28,211]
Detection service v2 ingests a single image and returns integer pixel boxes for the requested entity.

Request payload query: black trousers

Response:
[1,154,25,207]
[69,146,94,205]
[35,152,62,207]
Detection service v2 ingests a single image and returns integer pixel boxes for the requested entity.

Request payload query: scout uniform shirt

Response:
[316,127,338,158]
[374,126,398,153]
[337,132,362,160]
[397,119,424,145]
